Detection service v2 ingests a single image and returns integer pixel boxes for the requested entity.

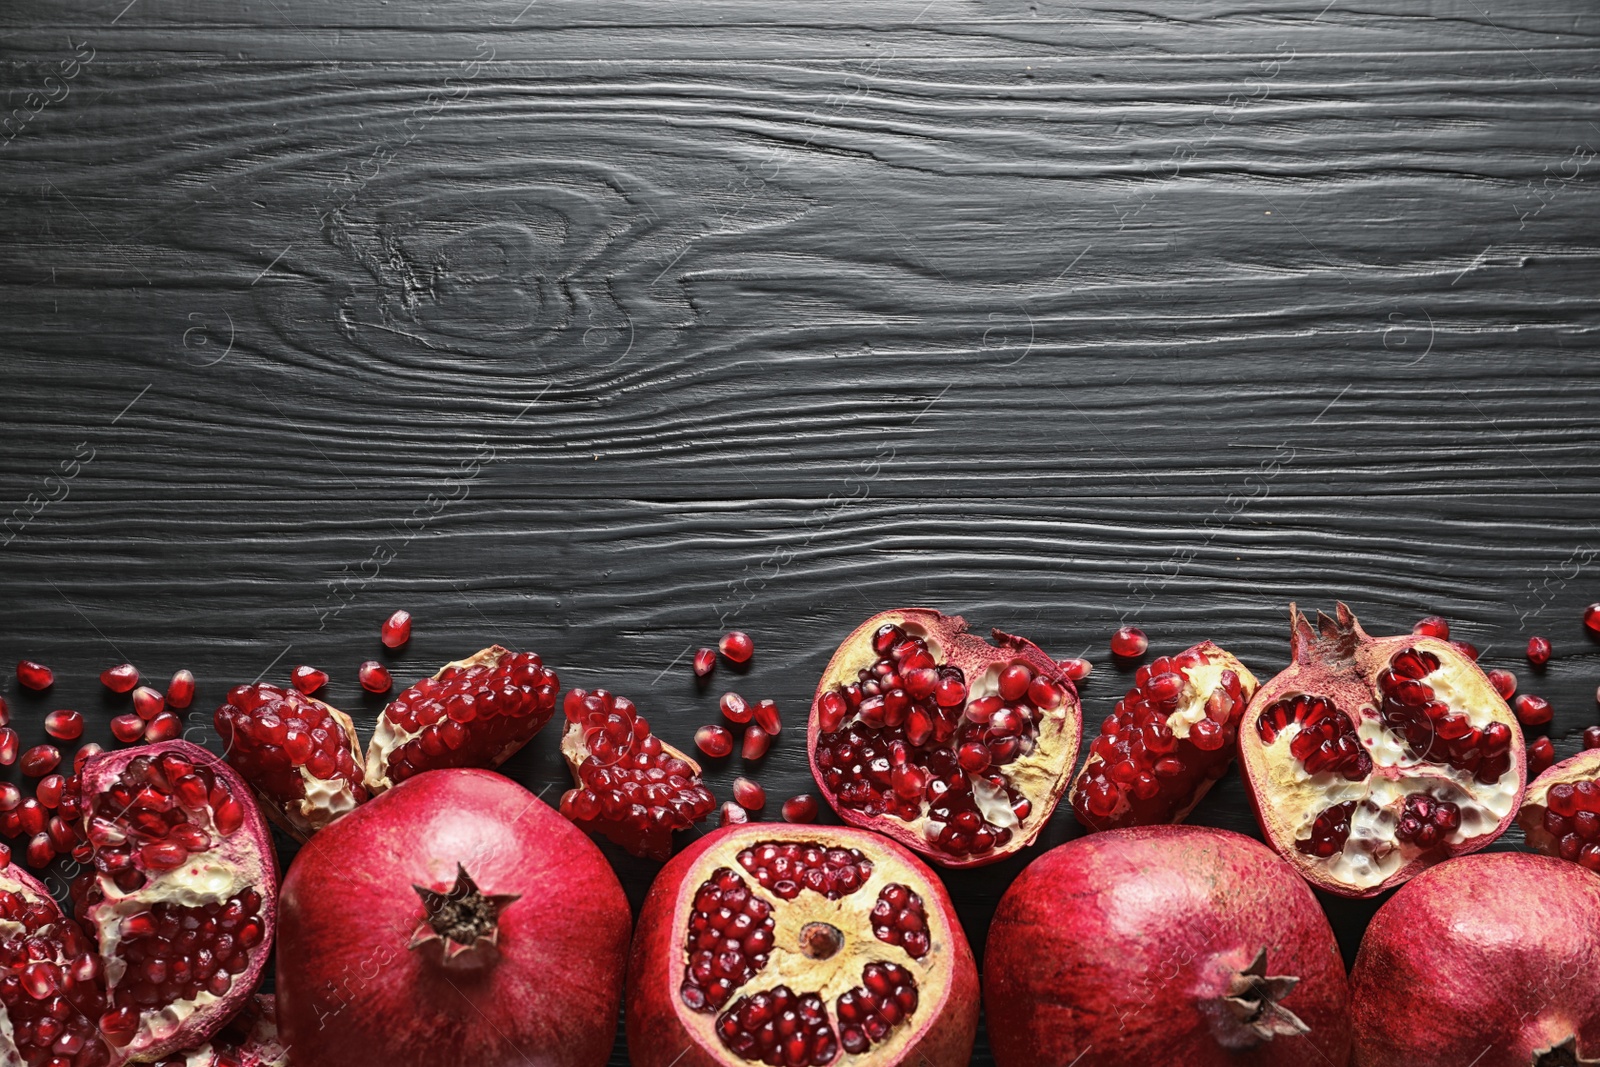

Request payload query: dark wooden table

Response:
[3,1,1597,1062]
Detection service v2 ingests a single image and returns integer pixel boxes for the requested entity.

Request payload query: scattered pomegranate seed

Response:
[719,631,754,664]
[720,692,752,724]
[1528,736,1556,778]
[73,743,102,773]
[719,801,749,827]
[732,777,766,810]
[1412,615,1450,639]
[695,725,733,758]
[109,715,143,743]
[0,842,9,868]
[1450,640,1479,661]
[19,746,59,778]
[15,661,52,691]
[43,710,82,741]
[359,661,392,693]
[742,724,772,760]
[100,663,139,693]
[1060,657,1092,683]
[291,665,329,694]
[165,669,196,709]
[131,687,165,721]
[753,699,782,735]
[0,785,20,812]
[1486,669,1517,701]
[0,730,16,765]
[1514,694,1553,727]
[1586,603,1600,634]
[1527,636,1552,667]
[380,609,413,649]
[1584,725,1600,750]
[34,775,63,810]
[1109,626,1147,659]
[693,648,716,679]
[782,794,819,823]
[0,698,7,727]
[143,712,181,742]
[25,834,53,869]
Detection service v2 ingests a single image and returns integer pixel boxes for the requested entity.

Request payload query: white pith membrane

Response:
[296,765,360,828]
[1247,646,1520,892]
[163,996,289,1067]
[673,832,953,1064]
[1517,749,1600,864]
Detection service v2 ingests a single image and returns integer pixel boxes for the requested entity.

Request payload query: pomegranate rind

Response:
[1238,603,1526,898]
[984,825,1352,1067]
[626,823,978,1067]
[1517,748,1600,863]
[559,719,708,860]
[216,688,365,842]
[807,608,1082,869]
[156,994,288,1067]
[1350,852,1600,1067]
[77,740,279,1063]
[276,769,631,1067]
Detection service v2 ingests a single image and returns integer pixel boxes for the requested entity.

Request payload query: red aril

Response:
[696,725,734,758]
[1587,725,1600,750]
[1070,641,1258,830]
[110,715,144,744]
[985,825,1351,1067]
[741,725,771,760]
[731,777,765,810]
[719,631,754,664]
[719,801,749,827]
[720,692,752,724]
[0,697,7,726]
[1109,626,1147,659]
[143,713,181,742]
[290,665,327,695]
[1527,736,1555,779]
[364,646,559,793]
[1412,615,1450,639]
[17,660,53,691]
[1452,639,1480,661]
[1587,603,1600,634]
[1350,852,1600,1066]
[1059,657,1092,682]
[166,669,196,709]
[132,686,165,721]
[694,648,717,678]
[782,795,819,824]
[1238,604,1524,897]
[1527,635,1551,666]
[1485,668,1517,700]
[0,729,16,765]
[277,769,631,1067]
[559,688,716,859]
[20,745,59,777]
[36,774,64,808]
[45,708,84,741]
[752,700,781,735]
[626,824,978,1067]
[0,863,116,1066]
[215,684,369,838]
[1513,693,1552,726]
[101,663,140,693]
[379,608,412,649]
[358,660,392,693]
[808,608,1082,868]
[1517,748,1600,871]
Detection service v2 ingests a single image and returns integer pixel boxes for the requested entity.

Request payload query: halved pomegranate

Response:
[1238,604,1524,897]
[215,684,368,839]
[153,994,287,1067]
[72,740,277,1061]
[807,609,1081,868]
[364,646,559,793]
[1070,641,1258,830]
[559,688,716,859]
[627,823,978,1067]
[1517,748,1600,872]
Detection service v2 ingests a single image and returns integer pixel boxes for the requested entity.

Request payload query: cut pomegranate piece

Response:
[626,824,978,1067]
[808,608,1082,868]
[289,665,327,695]
[166,670,196,710]
[559,688,715,859]
[1070,641,1259,831]
[364,646,559,793]
[1526,635,1551,666]
[1238,604,1525,897]
[17,660,53,691]
[357,660,392,693]
[1518,748,1600,872]
[379,609,412,649]
[215,683,369,838]
[150,994,287,1067]
[694,648,717,678]
[73,740,277,1062]
[101,663,140,693]
[719,631,754,664]
[1109,626,1147,659]
[46,708,84,741]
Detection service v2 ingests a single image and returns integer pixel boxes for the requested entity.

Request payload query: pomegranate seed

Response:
[1412,615,1450,639]
[1584,725,1600,750]
[1451,639,1480,661]
[73,742,101,772]
[782,794,819,823]
[144,713,181,742]
[742,724,772,760]
[1109,626,1147,659]
[718,801,749,827]
[1528,736,1555,778]
[753,699,782,735]
[0,841,9,868]
[693,648,716,678]
[15,661,52,691]
[695,725,733,758]
[109,715,144,743]
[25,834,53,869]
[359,661,392,693]
[719,631,754,664]
[380,609,412,649]
[1486,669,1517,700]
[18,746,58,778]
[720,692,752,724]
[291,665,329,694]
[732,777,767,809]
[166,669,196,709]
[1514,694,1553,727]
[1060,657,1092,682]
[34,775,63,809]
[0,698,7,727]
[131,686,165,721]
[1586,603,1600,634]
[1527,635,1552,667]
[100,663,139,693]
[0,785,19,811]
[0,730,16,765]
[43,710,83,741]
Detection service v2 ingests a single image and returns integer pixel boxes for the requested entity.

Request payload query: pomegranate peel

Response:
[1239,603,1525,897]
[154,994,288,1067]
[1517,748,1600,872]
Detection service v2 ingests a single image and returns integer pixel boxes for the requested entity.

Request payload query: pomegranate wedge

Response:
[1517,748,1600,872]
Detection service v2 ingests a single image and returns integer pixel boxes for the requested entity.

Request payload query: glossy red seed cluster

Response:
[215,684,368,811]
[869,883,929,958]
[0,886,111,1065]
[736,842,871,901]
[1539,780,1600,871]
[1256,696,1372,780]
[1375,647,1512,784]
[715,986,834,1066]
[82,752,245,894]
[680,868,775,1012]
[1298,800,1357,857]
[1393,792,1460,849]
[835,962,919,1056]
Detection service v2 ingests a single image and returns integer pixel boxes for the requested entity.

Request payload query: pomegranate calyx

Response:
[408,864,521,966]
[1534,1036,1600,1067]
[1206,948,1310,1050]
[1291,602,1364,667]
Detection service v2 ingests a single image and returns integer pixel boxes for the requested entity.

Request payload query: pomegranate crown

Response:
[1289,602,1370,666]
[408,864,520,965]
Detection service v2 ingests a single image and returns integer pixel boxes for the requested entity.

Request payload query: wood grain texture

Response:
[2,1,1598,1062]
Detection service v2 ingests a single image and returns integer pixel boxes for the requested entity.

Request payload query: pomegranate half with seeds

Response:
[1517,748,1600,872]
[808,609,1080,868]
[1070,641,1258,830]
[277,768,631,1067]
[627,823,977,1067]
[364,646,559,793]
[984,825,1351,1067]
[1350,852,1600,1067]
[1238,603,1524,897]
[72,740,277,1062]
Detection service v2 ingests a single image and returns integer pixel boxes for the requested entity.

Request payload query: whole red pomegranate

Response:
[1238,603,1524,897]
[984,825,1351,1067]
[1350,852,1600,1066]
[1518,748,1600,871]
[807,608,1081,867]
[627,823,978,1067]
[276,768,630,1067]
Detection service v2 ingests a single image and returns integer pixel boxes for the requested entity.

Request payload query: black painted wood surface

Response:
[2,1,1598,1062]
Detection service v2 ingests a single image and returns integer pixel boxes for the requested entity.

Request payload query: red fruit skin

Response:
[1350,852,1600,1067]
[277,768,629,1067]
[626,824,978,1067]
[985,825,1351,1067]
